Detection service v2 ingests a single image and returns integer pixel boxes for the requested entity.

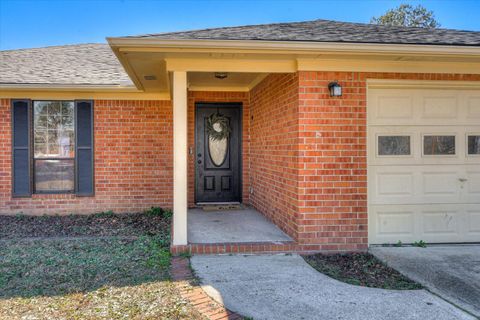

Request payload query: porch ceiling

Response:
[114,50,296,93]
[188,72,266,91]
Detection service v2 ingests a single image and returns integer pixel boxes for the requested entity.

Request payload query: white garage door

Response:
[368,86,480,244]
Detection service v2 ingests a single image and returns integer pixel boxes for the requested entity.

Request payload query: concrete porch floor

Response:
[187,207,292,244]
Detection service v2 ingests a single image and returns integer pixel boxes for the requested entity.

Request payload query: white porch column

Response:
[172,71,188,245]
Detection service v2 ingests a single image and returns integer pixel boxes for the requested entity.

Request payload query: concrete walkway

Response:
[371,245,480,318]
[188,208,292,243]
[191,254,474,320]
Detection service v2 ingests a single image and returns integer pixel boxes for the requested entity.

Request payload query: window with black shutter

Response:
[12,100,32,197]
[11,100,94,197]
[75,100,94,196]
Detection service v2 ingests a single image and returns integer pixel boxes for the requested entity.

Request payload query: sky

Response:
[1,0,480,50]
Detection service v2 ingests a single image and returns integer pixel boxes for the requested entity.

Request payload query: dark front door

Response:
[195,103,241,203]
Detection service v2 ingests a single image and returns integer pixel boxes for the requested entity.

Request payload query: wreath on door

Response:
[206,112,231,141]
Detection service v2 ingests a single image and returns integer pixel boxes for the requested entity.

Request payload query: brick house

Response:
[1,19,480,253]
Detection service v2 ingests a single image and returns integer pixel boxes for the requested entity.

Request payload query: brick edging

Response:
[171,242,367,255]
[171,256,244,320]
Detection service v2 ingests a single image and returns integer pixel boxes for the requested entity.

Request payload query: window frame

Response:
[376,134,413,158]
[466,133,480,157]
[421,133,457,157]
[31,100,76,194]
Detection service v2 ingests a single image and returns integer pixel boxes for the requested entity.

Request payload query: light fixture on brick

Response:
[328,81,342,97]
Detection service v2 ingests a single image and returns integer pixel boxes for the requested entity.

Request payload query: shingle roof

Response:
[0,43,133,86]
[2,20,480,87]
[133,19,480,46]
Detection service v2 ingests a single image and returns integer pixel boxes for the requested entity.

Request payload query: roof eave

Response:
[107,37,480,56]
[0,83,139,92]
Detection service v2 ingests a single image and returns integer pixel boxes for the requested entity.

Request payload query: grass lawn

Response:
[0,209,204,320]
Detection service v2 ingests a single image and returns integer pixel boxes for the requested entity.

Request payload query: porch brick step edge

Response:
[171,242,366,255]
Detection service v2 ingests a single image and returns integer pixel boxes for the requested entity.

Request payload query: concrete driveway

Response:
[371,245,480,318]
[191,254,473,320]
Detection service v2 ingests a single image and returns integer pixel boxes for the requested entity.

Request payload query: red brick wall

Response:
[296,71,367,251]
[0,99,11,206]
[0,99,173,215]
[250,71,480,251]
[187,91,250,206]
[0,93,250,215]
[249,73,300,240]
[3,72,480,251]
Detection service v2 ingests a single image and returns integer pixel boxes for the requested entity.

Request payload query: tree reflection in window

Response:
[468,135,480,155]
[423,135,455,155]
[33,101,75,192]
[378,136,411,155]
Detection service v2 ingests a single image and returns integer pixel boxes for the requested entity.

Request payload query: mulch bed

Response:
[304,253,422,290]
[0,208,171,239]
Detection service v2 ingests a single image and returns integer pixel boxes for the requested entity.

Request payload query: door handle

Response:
[458,178,468,182]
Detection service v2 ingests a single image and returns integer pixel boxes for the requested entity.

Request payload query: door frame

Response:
[194,102,243,204]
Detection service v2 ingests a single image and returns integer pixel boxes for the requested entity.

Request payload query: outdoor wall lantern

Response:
[328,81,342,97]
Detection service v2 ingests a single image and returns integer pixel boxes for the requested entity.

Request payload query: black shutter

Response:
[12,99,32,197]
[75,100,94,196]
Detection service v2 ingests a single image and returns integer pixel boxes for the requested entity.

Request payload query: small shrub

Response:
[93,210,115,218]
[144,207,164,217]
[413,240,427,248]
[162,209,173,219]
[394,240,403,247]
[14,213,26,220]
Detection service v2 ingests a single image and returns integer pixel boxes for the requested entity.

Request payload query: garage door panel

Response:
[369,89,480,125]
[368,86,480,244]
[377,211,414,237]
[466,96,480,118]
[369,204,477,244]
[422,210,460,237]
[370,166,463,205]
[376,172,414,196]
[465,170,480,196]
[370,167,417,204]
[421,95,458,119]
[422,171,459,196]
[375,95,414,120]
[369,206,416,243]
[466,209,480,235]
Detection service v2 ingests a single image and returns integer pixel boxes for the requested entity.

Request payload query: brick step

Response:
[170,241,364,255]
[171,241,295,255]
[170,241,363,255]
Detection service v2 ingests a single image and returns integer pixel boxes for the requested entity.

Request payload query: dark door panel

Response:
[195,103,241,203]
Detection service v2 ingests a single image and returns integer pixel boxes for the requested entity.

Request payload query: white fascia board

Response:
[107,38,480,56]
